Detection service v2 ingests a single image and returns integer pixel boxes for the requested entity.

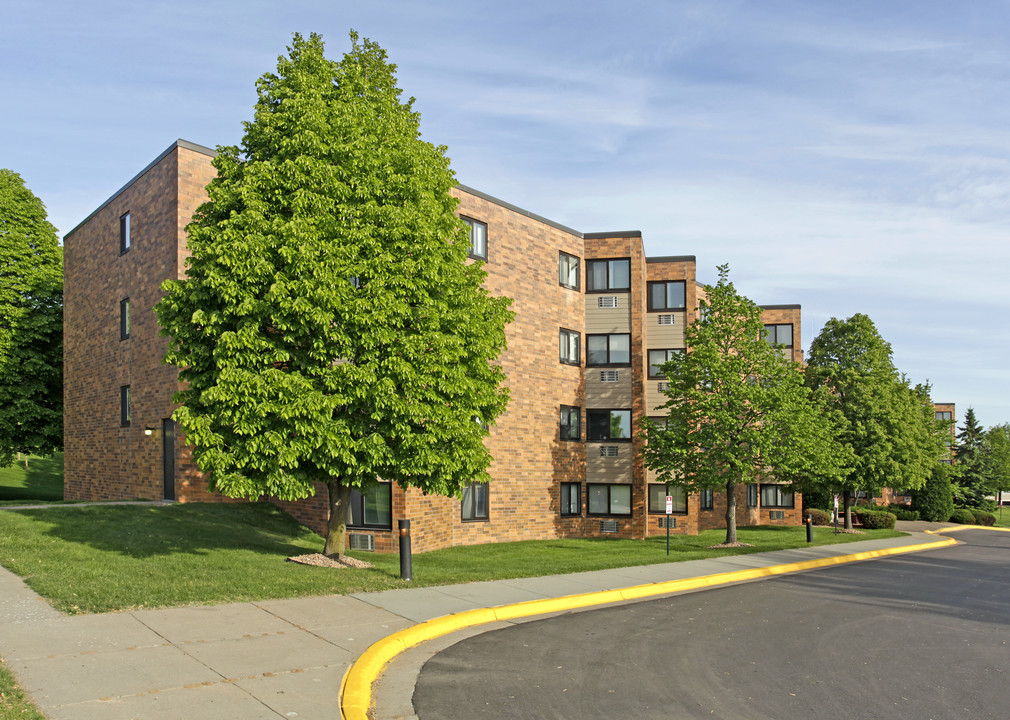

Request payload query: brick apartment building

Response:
[64,139,804,553]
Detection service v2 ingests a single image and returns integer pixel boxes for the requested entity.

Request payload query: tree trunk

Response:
[725,480,737,544]
[842,489,853,530]
[323,479,353,558]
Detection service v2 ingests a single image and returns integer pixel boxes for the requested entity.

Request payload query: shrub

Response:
[949,508,976,524]
[805,508,831,526]
[912,465,955,522]
[970,510,995,526]
[886,505,920,521]
[854,508,896,529]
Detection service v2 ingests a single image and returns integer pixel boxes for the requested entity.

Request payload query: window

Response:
[587,334,630,365]
[561,482,581,516]
[648,281,686,311]
[762,324,794,349]
[587,409,631,441]
[462,482,489,521]
[120,212,131,254]
[463,217,487,260]
[760,484,794,508]
[700,488,714,510]
[559,328,581,365]
[648,348,682,378]
[349,483,392,528]
[935,411,952,421]
[648,484,687,514]
[120,298,130,340]
[120,385,131,426]
[560,405,580,441]
[559,252,580,290]
[587,484,632,516]
[586,258,630,292]
[747,484,758,508]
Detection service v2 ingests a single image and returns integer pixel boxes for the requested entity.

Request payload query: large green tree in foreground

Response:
[805,313,947,528]
[642,266,844,544]
[0,170,63,467]
[156,33,513,557]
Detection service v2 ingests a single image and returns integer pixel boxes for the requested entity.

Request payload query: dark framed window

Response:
[119,212,131,254]
[747,484,758,508]
[762,324,793,349]
[462,482,489,521]
[560,405,581,441]
[120,385,131,426]
[700,488,714,510]
[648,484,687,514]
[648,281,686,311]
[120,298,130,340]
[935,411,952,421]
[463,217,487,260]
[349,483,392,528]
[587,333,630,366]
[587,409,631,442]
[561,482,581,516]
[560,328,581,365]
[760,484,794,508]
[559,252,580,290]
[587,483,632,516]
[586,258,630,292]
[648,348,682,378]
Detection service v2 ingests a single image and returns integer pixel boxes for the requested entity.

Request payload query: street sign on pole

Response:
[665,496,673,514]
[665,496,673,554]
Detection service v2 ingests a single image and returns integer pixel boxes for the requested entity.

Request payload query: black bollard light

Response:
[806,515,813,543]
[398,519,412,581]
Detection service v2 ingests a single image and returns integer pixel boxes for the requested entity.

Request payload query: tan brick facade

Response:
[64,140,806,553]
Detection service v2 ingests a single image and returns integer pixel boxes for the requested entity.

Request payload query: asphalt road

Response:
[414,529,1010,720]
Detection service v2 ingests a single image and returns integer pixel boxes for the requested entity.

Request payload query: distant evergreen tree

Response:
[913,463,955,522]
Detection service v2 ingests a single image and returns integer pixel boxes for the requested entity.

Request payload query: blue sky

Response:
[4,0,1009,428]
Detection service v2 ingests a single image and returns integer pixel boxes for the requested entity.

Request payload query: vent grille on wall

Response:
[600,520,619,533]
[657,382,668,392]
[769,510,785,520]
[347,534,375,551]
[598,296,619,308]
[599,445,619,457]
[658,516,677,529]
[657,314,675,325]
[600,370,620,382]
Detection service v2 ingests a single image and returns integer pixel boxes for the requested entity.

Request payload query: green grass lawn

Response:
[0,453,63,503]
[0,658,46,720]
[0,502,902,614]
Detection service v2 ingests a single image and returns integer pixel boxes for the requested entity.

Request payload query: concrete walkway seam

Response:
[339,534,958,720]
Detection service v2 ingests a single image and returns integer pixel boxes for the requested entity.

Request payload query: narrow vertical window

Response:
[120,385,131,426]
[559,328,581,365]
[560,482,581,516]
[120,298,130,340]
[120,212,131,254]
[559,251,580,290]
[700,488,714,510]
[560,405,581,441]
[463,217,487,260]
[462,482,489,521]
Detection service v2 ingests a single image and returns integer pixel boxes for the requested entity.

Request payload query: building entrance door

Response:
[162,418,176,501]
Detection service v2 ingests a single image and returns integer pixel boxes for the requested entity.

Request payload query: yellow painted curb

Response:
[340,534,960,720]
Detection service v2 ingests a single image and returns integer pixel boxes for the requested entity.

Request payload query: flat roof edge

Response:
[759,304,802,310]
[455,183,583,237]
[64,139,217,239]
[583,231,643,239]
[646,255,696,263]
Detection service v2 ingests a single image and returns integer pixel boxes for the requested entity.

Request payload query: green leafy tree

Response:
[155,33,513,557]
[642,265,845,544]
[0,170,63,467]
[980,424,1010,511]
[805,314,947,529]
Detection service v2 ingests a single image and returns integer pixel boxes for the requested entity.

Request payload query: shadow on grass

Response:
[0,453,64,501]
[14,502,321,559]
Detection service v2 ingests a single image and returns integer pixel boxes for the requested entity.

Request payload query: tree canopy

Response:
[642,265,844,544]
[0,169,63,467]
[980,424,1010,506]
[155,32,513,556]
[805,313,947,527]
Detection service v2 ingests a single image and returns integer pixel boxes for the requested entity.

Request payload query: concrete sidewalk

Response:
[0,527,954,719]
